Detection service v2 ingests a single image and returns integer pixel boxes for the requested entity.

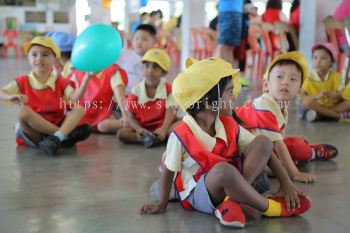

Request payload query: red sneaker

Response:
[269,195,311,217]
[214,198,245,228]
[311,144,338,160]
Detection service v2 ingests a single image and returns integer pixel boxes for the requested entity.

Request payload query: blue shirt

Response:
[218,0,243,13]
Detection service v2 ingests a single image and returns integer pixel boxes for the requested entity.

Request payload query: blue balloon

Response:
[72,24,122,72]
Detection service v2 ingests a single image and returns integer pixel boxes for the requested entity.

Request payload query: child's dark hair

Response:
[266,0,282,9]
[186,76,243,124]
[269,59,303,83]
[135,24,157,38]
[313,47,335,63]
[61,51,72,59]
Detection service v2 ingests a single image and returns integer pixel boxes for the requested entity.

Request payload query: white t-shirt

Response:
[116,50,145,93]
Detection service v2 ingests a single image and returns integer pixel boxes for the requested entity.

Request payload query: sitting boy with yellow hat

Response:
[117,48,180,147]
[138,57,311,228]
[236,51,338,184]
[0,36,91,155]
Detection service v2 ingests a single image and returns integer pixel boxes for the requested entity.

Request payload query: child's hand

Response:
[8,94,28,105]
[292,171,316,183]
[273,182,307,211]
[154,127,167,141]
[137,203,166,214]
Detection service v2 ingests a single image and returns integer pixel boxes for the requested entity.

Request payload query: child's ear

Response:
[262,79,269,91]
[162,71,168,76]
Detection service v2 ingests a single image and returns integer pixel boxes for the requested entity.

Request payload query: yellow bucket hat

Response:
[141,48,171,72]
[263,51,308,84]
[173,57,241,111]
[23,36,61,58]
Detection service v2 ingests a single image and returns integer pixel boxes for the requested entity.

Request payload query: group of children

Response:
[0,23,348,228]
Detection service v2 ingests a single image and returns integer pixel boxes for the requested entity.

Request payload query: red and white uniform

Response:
[16,75,71,125]
[127,79,176,132]
[72,64,128,127]
[236,93,312,162]
[164,114,257,210]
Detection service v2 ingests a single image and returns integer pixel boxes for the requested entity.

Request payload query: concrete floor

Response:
[0,58,349,233]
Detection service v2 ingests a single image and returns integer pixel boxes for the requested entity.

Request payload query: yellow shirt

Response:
[250,93,287,142]
[164,114,255,196]
[2,71,74,102]
[342,83,350,101]
[302,70,341,107]
[61,60,74,78]
[130,79,177,107]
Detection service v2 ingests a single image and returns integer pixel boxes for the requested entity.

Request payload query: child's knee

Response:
[211,162,240,183]
[116,128,130,141]
[301,98,313,109]
[18,105,31,121]
[254,135,273,156]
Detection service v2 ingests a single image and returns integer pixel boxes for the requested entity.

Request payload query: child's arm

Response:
[267,152,307,210]
[138,168,175,214]
[113,85,129,127]
[274,140,316,183]
[72,73,93,101]
[154,108,176,141]
[299,90,323,101]
[0,89,27,105]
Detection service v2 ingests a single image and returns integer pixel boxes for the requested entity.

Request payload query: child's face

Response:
[132,30,155,56]
[220,81,236,116]
[312,48,333,75]
[265,64,302,101]
[28,45,56,75]
[142,62,165,82]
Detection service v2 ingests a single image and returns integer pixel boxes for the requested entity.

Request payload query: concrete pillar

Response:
[181,0,190,70]
[180,0,206,70]
[299,0,316,66]
[299,0,342,66]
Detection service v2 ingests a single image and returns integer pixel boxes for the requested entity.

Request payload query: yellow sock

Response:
[262,199,282,217]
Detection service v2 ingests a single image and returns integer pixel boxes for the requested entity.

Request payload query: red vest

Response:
[74,64,128,126]
[172,115,240,209]
[235,102,284,133]
[16,75,70,125]
[127,82,172,132]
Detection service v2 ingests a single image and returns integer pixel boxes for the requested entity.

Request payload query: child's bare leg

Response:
[332,100,350,113]
[301,99,339,119]
[18,106,59,142]
[241,135,273,183]
[97,115,123,133]
[59,105,85,135]
[205,162,268,212]
[117,128,141,143]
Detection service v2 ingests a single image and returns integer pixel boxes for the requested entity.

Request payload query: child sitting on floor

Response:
[138,57,311,228]
[117,49,179,147]
[300,42,350,122]
[0,37,91,155]
[236,51,338,184]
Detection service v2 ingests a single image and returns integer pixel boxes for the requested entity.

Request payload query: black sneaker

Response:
[252,171,270,194]
[143,131,159,148]
[39,135,61,156]
[62,124,92,147]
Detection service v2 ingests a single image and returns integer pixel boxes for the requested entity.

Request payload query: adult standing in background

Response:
[217,0,243,67]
